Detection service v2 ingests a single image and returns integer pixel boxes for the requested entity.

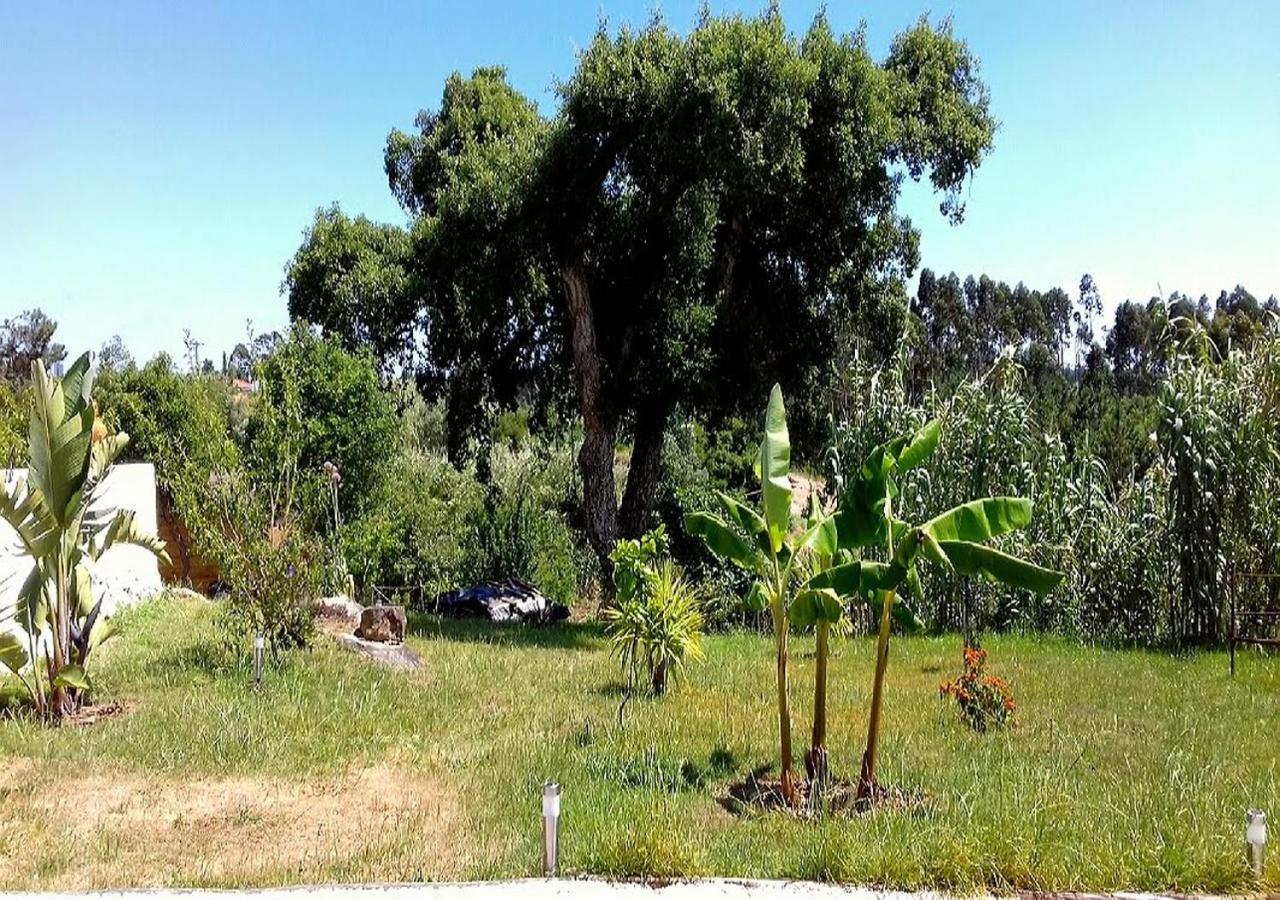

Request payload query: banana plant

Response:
[788,493,841,791]
[685,385,842,805]
[815,419,1064,803]
[0,353,169,719]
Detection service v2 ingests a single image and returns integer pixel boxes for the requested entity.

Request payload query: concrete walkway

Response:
[0,879,1198,900]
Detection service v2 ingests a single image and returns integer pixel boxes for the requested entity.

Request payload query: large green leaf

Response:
[27,358,93,527]
[742,581,768,612]
[796,511,837,557]
[833,504,885,550]
[0,632,28,676]
[72,562,94,618]
[15,561,48,634]
[756,384,792,554]
[88,432,130,487]
[889,419,941,472]
[714,492,770,556]
[864,591,925,632]
[685,512,759,572]
[923,497,1034,543]
[58,352,94,413]
[89,617,119,653]
[938,540,1064,596]
[805,559,902,596]
[96,509,171,564]
[789,588,843,628]
[0,479,58,557]
[53,664,90,691]
[0,629,28,681]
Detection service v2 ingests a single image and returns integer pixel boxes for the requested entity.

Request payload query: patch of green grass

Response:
[0,592,1277,892]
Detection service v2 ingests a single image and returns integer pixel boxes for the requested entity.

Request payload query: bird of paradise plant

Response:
[0,353,169,719]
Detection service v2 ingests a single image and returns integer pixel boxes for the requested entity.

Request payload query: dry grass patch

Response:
[0,761,461,889]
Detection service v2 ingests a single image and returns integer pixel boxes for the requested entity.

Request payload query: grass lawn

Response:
[0,592,1277,893]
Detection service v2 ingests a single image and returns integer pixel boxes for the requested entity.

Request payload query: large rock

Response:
[433,579,569,624]
[356,605,407,644]
[315,595,364,630]
[334,633,424,671]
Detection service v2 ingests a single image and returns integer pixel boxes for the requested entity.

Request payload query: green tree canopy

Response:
[284,206,415,377]
[290,10,997,563]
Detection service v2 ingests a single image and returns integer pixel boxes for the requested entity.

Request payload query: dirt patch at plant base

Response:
[63,699,137,727]
[720,772,927,818]
[0,763,461,889]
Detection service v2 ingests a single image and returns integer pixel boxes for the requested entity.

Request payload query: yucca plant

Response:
[0,353,169,719]
[604,557,705,695]
[814,419,1064,803]
[686,385,841,805]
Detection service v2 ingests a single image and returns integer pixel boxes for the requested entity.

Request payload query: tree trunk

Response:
[651,659,668,696]
[772,600,796,805]
[806,620,830,788]
[857,588,896,805]
[618,402,668,539]
[561,265,619,568]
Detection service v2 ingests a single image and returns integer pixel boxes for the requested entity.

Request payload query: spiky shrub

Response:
[604,536,705,696]
[0,354,169,719]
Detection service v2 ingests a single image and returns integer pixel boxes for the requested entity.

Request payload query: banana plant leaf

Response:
[866,591,926,632]
[52,664,89,691]
[804,559,902,596]
[0,632,28,676]
[0,481,59,558]
[796,512,837,557]
[890,419,942,472]
[937,540,1064,596]
[756,384,792,554]
[789,587,843,628]
[922,497,1034,543]
[715,491,771,556]
[684,512,759,572]
[96,509,171,563]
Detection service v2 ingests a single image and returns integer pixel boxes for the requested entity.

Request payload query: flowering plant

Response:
[939,647,1015,732]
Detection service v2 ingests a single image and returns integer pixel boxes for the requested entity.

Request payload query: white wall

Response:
[1,463,164,622]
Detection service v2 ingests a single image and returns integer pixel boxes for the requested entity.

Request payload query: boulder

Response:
[356,605,407,644]
[315,595,364,629]
[334,633,424,671]
[433,579,569,624]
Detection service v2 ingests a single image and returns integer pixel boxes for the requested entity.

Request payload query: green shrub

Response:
[340,436,594,608]
[938,647,1015,732]
[0,379,26,466]
[248,324,397,527]
[204,465,321,652]
[655,423,755,630]
[339,447,484,602]
[463,441,591,606]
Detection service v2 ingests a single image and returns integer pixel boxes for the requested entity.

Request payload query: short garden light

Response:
[1247,809,1266,878]
[542,781,561,877]
[253,632,265,689]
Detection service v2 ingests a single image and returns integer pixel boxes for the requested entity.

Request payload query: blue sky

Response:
[2,1,1277,362]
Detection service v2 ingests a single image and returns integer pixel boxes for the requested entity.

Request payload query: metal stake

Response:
[542,781,561,876]
[253,632,265,689]
[1247,809,1267,879]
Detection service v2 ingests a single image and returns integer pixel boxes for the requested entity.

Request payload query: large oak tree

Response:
[288,11,996,565]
